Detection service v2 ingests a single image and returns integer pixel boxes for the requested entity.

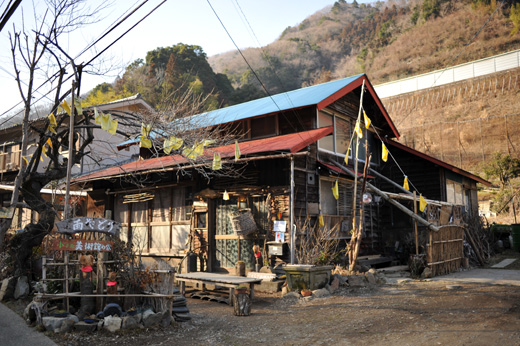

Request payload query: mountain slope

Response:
[208,0,519,92]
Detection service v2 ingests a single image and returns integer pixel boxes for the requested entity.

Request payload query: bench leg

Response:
[229,287,234,306]
[249,283,255,300]
[180,281,185,296]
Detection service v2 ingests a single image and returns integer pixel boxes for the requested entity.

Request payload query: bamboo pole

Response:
[414,191,419,255]
[334,162,440,232]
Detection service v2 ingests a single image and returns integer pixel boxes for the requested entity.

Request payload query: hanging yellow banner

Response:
[382,143,388,162]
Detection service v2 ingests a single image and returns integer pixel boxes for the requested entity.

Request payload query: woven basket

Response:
[230,208,257,236]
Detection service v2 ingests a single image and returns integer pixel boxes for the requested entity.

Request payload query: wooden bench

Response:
[175,272,262,305]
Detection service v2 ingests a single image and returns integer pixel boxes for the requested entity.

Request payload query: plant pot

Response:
[301,289,312,297]
[282,264,333,291]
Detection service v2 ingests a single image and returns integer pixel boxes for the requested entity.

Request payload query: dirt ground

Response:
[46,278,520,346]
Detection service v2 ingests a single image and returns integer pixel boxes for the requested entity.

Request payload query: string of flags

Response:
[339,106,428,212]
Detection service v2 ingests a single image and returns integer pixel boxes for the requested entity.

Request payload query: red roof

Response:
[75,126,333,183]
[384,139,491,186]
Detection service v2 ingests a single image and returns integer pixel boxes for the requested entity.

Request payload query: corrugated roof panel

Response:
[75,126,333,183]
[190,74,364,127]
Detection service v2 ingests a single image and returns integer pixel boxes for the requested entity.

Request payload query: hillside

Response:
[209,0,519,92]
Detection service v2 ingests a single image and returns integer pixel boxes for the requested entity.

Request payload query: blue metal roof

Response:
[190,74,364,127]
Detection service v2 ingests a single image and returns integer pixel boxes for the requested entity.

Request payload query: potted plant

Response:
[282,220,340,291]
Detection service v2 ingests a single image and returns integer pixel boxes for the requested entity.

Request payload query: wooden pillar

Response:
[414,192,419,255]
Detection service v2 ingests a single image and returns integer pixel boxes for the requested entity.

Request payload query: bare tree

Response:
[1,0,107,275]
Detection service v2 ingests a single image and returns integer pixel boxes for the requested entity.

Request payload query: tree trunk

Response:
[233,293,251,316]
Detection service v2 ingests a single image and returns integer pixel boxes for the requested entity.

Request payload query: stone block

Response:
[0,277,16,301]
[42,316,65,332]
[160,310,172,327]
[329,276,340,293]
[365,272,377,285]
[74,321,97,333]
[59,318,75,333]
[347,275,367,287]
[142,310,162,327]
[14,276,29,300]
[422,267,433,278]
[121,316,139,330]
[103,315,122,332]
[312,288,330,298]
[254,279,284,293]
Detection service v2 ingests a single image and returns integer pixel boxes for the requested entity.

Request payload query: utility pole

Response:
[63,80,75,219]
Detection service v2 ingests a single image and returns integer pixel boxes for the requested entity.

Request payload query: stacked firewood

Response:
[464,215,494,266]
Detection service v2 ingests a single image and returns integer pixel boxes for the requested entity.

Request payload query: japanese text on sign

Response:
[49,238,114,252]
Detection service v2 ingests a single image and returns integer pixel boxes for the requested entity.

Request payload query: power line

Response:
[84,0,166,68]
[0,1,166,124]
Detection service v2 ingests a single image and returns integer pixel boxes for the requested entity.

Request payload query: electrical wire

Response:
[0,0,166,125]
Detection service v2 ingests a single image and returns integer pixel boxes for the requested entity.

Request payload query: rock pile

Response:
[28,298,191,334]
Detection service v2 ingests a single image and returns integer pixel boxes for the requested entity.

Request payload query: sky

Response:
[0,0,373,120]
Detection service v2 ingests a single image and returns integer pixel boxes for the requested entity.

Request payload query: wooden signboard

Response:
[49,238,114,252]
[56,217,120,236]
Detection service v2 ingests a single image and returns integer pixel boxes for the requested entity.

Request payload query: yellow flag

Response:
[212,153,222,170]
[344,146,350,165]
[141,123,152,137]
[419,194,427,212]
[103,113,111,131]
[46,138,52,149]
[235,140,241,162]
[403,176,409,191]
[140,137,152,149]
[108,119,118,135]
[22,156,29,165]
[42,145,48,158]
[48,113,57,127]
[48,125,56,134]
[182,142,204,159]
[354,121,363,138]
[382,143,388,162]
[61,100,71,115]
[202,139,215,147]
[94,108,101,124]
[163,136,183,154]
[74,99,83,115]
[363,111,371,129]
[332,180,339,200]
[318,214,324,228]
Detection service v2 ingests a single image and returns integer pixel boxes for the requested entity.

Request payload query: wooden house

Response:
[0,94,153,230]
[74,74,490,272]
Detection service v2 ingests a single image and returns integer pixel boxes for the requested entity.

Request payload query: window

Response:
[250,115,277,138]
[318,110,376,163]
[320,179,337,215]
[446,179,464,205]
[319,178,356,217]
[318,112,334,152]
[115,186,192,254]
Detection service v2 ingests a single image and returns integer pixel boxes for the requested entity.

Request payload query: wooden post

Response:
[64,250,69,312]
[96,251,105,311]
[42,256,47,293]
[414,192,419,255]
[233,292,251,316]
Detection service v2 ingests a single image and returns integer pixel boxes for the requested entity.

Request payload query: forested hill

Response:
[81,0,519,112]
[209,0,520,94]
